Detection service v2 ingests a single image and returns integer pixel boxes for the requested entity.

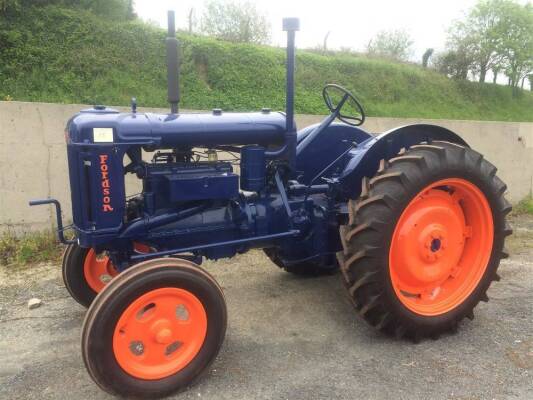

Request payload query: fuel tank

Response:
[67,107,288,148]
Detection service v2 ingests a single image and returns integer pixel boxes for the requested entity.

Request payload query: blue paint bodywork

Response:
[296,122,373,184]
[339,124,469,198]
[29,14,470,274]
[69,109,288,147]
[59,107,468,270]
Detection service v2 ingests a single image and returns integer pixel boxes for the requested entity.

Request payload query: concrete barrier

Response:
[1,101,532,232]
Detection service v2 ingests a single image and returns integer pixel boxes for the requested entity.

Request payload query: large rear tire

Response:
[82,258,227,398]
[338,141,512,341]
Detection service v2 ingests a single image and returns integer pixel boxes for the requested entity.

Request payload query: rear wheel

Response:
[338,141,512,340]
[82,258,226,398]
[62,242,150,308]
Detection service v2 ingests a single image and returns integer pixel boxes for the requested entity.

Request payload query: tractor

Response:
[30,12,512,398]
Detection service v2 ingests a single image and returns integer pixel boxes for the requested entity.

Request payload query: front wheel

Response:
[62,244,118,308]
[62,242,151,308]
[82,258,227,398]
[338,141,512,341]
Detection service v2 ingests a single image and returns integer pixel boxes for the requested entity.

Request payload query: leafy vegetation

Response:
[200,0,270,44]
[0,229,62,266]
[1,4,533,121]
[366,29,414,62]
[440,0,533,89]
[0,0,135,20]
[422,48,434,68]
[513,196,533,215]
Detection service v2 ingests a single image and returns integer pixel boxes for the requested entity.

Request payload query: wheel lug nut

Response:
[130,341,144,356]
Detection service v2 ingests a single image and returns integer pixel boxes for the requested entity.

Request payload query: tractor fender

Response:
[338,124,469,199]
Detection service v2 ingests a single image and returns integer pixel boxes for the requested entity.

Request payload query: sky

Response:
[134,0,485,61]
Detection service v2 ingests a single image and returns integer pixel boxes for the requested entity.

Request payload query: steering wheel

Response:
[322,84,365,126]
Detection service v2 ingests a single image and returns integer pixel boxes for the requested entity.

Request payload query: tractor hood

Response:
[67,107,288,148]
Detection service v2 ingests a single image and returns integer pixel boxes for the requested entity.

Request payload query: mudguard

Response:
[339,124,469,199]
[296,122,372,184]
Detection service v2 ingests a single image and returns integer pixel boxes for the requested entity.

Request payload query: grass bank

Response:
[1,5,533,121]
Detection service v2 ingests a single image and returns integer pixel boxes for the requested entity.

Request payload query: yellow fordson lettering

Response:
[99,154,113,212]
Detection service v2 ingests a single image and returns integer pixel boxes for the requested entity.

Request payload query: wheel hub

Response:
[83,249,118,293]
[394,191,465,287]
[420,226,447,263]
[113,287,207,380]
[150,320,174,345]
[83,243,152,293]
[389,178,494,316]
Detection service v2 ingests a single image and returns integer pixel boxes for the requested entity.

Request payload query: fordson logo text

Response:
[99,155,114,212]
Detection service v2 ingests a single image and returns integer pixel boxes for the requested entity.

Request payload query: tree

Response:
[0,0,20,13]
[491,64,503,83]
[447,0,508,83]
[434,49,474,80]
[497,2,533,92]
[200,0,270,44]
[71,0,137,20]
[323,31,331,52]
[1,0,136,20]
[366,29,414,61]
[188,8,195,34]
[422,48,434,68]
[445,0,532,88]
[126,0,136,20]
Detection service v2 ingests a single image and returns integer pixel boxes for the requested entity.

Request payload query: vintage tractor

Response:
[30,12,512,398]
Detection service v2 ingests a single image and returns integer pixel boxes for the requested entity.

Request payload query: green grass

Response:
[0,229,62,266]
[1,5,533,121]
[513,196,533,215]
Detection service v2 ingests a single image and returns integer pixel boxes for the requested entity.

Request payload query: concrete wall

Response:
[1,101,532,232]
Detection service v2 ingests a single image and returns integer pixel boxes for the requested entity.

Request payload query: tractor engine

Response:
[65,108,339,269]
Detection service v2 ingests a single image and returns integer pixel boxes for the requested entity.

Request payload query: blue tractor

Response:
[31,13,512,398]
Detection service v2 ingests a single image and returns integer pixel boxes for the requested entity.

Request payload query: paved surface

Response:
[1,216,532,400]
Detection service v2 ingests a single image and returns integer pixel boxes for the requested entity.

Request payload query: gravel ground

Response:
[0,216,532,400]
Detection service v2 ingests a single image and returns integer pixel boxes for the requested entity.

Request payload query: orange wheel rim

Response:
[389,178,494,316]
[133,242,152,253]
[112,288,207,380]
[83,249,118,293]
[83,243,151,293]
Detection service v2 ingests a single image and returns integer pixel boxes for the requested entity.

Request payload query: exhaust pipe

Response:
[282,18,299,133]
[166,10,180,114]
[265,18,300,171]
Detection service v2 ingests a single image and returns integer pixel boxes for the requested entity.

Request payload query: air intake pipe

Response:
[264,18,299,170]
[166,10,180,114]
[283,17,299,134]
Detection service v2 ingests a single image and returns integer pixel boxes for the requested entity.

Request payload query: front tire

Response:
[62,244,117,308]
[338,141,512,340]
[62,243,151,308]
[82,258,227,398]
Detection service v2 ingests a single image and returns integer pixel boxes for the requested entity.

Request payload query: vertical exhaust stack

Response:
[282,18,299,133]
[167,10,180,114]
